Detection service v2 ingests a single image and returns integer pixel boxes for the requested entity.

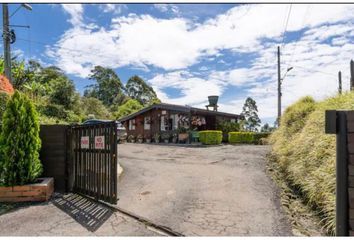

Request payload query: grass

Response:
[269,92,354,235]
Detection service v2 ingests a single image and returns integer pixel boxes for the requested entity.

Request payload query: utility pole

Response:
[277,46,281,126]
[350,60,354,91]
[338,71,342,94]
[2,3,12,83]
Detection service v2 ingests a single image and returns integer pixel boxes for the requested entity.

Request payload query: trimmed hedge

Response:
[199,130,222,145]
[228,132,254,144]
[253,133,271,144]
[228,132,270,144]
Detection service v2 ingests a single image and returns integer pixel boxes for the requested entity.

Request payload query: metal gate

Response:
[70,121,118,204]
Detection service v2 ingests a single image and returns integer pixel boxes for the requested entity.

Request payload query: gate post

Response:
[325,110,349,236]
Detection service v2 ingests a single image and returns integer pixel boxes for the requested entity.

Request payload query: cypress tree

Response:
[0,91,42,186]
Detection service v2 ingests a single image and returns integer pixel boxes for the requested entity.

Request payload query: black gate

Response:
[70,121,118,204]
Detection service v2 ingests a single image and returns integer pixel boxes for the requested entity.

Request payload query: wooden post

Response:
[350,60,354,91]
[339,71,342,94]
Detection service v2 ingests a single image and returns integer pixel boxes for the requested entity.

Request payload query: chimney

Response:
[206,95,219,111]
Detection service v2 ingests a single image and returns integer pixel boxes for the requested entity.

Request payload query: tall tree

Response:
[84,66,124,107]
[125,75,160,105]
[241,97,261,132]
[81,97,112,120]
[114,99,143,120]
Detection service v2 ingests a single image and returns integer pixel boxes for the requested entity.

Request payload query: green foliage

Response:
[81,97,112,120]
[84,66,124,106]
[228,132,270,144]
[126,75,160,106]
[49,76,80,110]
[199,130,222,145]
[260,123,275,132]
[0,91,42,186]
[114,99,144,120]
[241,97,261,131]
[216,121,241,133]
[216,121,241,141]
[269,93,354,235]
[0,92,9,120]
[253,132,270,144]
[228,132,254,144]
[279,96,316,138]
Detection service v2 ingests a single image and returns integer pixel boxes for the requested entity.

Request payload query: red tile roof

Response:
[0,75,14,94]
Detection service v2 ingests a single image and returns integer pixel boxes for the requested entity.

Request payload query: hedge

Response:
[199,130,222,145]
[228,132,270,144]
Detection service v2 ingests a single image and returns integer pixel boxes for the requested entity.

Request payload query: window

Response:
[129,119,136,130]
[160,116,168,131]
[170,114,178,130]
[144,116,151,130]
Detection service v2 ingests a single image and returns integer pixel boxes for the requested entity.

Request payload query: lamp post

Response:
[2,3,32,83]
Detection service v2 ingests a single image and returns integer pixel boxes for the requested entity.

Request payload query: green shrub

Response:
[216,121,241,142]
[0,91,42,186]
[253,132,271,144]
[269,92,354,235]
[199,130,222,145]
[228,132,254,144]
[0,92,9,121]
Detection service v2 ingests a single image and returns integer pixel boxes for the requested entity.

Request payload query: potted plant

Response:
[172,132,178,143]
[161,132,171,143]
[153,133,160,143]
[145,133,152,143]
[0,91,53,202]
[128,135,135,143]
[136,134,143,143]
[178,127,189,143]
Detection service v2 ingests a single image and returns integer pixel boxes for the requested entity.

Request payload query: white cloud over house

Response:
[49,4,354,123]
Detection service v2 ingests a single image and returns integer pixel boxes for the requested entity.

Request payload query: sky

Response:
[2,3,354,125]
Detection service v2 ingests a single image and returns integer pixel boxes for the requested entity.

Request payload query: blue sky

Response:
[3,3,354,125]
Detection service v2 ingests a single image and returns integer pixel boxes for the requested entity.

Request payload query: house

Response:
[118,96,241,142]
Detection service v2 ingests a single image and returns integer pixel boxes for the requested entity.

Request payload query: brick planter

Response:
[0,178,54,202]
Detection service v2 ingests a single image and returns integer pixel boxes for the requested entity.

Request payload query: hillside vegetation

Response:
[269,92,354,235]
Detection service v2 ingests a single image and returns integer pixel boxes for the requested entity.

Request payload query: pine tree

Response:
[0,91,42,186]
[241,97,261,132]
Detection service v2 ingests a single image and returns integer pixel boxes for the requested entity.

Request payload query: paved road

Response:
[117,143,292,236]
[0,194,162,236]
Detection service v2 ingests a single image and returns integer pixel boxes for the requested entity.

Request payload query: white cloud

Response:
[154,4,180,15]
[49,4,354,122]
[61,4,83,26]
[99,4,126,14]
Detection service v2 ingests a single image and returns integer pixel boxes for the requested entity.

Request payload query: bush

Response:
[228,132,254,144]
[253,133,271,144]
[0,92,9,120]
[216,121,241,142]
[0,91,42,186]
[269,92,354,235]
[199,130,222,145]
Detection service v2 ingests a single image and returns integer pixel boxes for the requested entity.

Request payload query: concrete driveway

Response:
[117,143,292,236]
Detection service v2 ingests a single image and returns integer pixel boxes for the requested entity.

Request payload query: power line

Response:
[285,5,310,69]
[290,63,337,77]
[280,4,292,49]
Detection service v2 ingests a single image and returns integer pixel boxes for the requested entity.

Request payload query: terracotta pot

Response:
[178,133,189,141]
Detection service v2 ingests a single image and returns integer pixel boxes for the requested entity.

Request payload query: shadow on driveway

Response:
[52,193,113,232]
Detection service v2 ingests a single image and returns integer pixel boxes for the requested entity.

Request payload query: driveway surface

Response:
[117,143,292,236]
[0,193,162,236]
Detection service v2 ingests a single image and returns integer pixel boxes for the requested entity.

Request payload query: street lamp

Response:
[3,3,32,82]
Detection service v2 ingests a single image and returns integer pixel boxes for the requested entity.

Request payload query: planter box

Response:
[0,177,54,202]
